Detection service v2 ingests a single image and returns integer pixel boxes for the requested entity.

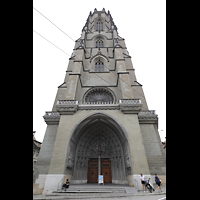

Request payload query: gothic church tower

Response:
[33,8,166,194]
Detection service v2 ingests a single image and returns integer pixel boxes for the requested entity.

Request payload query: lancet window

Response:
[96,21,103,31]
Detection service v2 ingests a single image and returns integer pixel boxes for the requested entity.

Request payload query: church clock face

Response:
[84,88,114,103]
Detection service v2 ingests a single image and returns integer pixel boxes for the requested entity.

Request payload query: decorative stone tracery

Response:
[71,121,128,183]
[83,87,116,104]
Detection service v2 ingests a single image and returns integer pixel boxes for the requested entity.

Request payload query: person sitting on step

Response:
[62,179,69,191]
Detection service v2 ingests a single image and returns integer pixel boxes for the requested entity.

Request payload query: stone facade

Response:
[33,8,166,194]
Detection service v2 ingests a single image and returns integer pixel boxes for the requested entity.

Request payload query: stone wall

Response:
[140,124,166,175]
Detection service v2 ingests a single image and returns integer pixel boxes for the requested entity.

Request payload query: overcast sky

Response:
[33,0,166,143]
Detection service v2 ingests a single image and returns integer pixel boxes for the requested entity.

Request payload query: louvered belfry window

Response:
[96,40,104,48]
[95,59,104,72]
[96,21,103,31]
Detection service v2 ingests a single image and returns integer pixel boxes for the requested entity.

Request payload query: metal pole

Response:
[98,155,101,184]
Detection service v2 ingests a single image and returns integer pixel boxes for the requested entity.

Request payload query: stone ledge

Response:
[119,99,142,114]
[43,112,60,124]
[138,110,158,124]
[56,106,78,115]
[44,101,157,117]
[78,104,119,110]
[55,191,113,193]
[56,100,78,115]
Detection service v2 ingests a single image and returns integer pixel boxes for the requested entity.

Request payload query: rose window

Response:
[84,88,114,104]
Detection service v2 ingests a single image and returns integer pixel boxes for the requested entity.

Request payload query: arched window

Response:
[84,87,115,104]
[95,59,104,72]
[96,40,104,48]
[96,22,99,31]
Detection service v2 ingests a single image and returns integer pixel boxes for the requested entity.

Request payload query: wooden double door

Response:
[87,159,112,183]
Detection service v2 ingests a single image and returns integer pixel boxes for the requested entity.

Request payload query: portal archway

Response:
[66,112,132,184]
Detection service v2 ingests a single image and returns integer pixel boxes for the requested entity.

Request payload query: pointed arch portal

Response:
[66,112,132,184]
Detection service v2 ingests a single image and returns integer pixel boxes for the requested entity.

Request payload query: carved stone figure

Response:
[81,157,85,168]
[125,154,131,169]
[77,157,81,169]
[67,153,74,169]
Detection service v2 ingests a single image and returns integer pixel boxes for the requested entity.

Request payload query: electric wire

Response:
[33,30,71,56]
[33,7,145,100]
[34,28,132,99]
[33,7,75,42]
[33,7,134,99]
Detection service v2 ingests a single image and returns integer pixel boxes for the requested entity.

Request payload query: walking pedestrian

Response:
[155,174,162,192]
[140,174,147,192]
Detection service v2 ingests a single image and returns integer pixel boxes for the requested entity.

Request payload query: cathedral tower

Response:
[33,8,166,193]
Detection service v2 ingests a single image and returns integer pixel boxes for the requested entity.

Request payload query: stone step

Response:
[55,190,113,193]
[45,192,133,199]
[56,187,126,193]
[50,185,138,196]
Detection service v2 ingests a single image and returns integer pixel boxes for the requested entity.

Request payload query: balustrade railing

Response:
[138,110,156,115]
[82,101,114,105]
[57,100,78,105]
[56,99,142,106]
[119,99,142,104]
[45,111,60,116]
[44,100,158,117]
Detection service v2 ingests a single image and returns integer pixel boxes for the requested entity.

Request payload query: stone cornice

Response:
[56,100,78,115]
[138,110,158,125]
[43,109,158,126]
[54,99,144,114]
[43,101,158,125]
[119,99,142,114]
[43,111,60,125]
[78,103,119,110]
